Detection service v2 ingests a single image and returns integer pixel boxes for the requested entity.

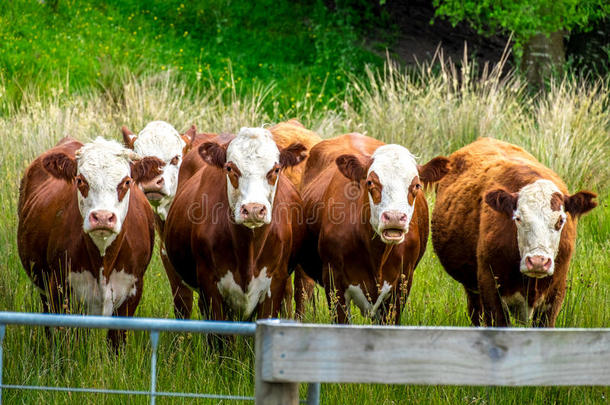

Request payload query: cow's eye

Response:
[366,180,373,187]
[415,183,422,190]
[274,167,280,174]
[226,166,232,172]
[170,155,180,165]
[76,178,82,185]
[125,179,131,187]
[555,217,565,230]
[514,216,522,223]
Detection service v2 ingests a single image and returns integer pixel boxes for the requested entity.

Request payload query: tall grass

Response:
[0,59,608,403]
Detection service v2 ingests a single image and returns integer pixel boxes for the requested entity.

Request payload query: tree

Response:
[432,0,610,85]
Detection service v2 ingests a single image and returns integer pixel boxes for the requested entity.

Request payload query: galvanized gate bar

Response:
[0,312,256,335]
[149,331,160,405]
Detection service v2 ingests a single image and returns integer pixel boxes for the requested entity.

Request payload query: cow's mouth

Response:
[381,228,405,243]
[89,227,116,238]
[242,220,266,229]
[145,191,166,202]
[522,269,552,279]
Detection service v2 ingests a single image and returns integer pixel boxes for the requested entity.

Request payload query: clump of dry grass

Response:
[342,50,609,194]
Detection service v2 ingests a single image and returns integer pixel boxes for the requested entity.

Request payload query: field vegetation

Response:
[1,55,608,403]
[0,1,608,403]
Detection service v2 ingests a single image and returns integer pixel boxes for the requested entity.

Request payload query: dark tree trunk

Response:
[521,31,566,87]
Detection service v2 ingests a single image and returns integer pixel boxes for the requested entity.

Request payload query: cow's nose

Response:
[381,211,408,227]
[525,255,552,271]
[240,203,267,222]
[142,175,165,192]
[89,210,117,230]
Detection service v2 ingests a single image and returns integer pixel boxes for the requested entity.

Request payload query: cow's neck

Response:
[361,199,403,288]
[229,220,272,284]
[154,213,165,235]
[84,230,126,277]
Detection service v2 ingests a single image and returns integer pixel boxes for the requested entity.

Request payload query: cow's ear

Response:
[121,126,137,149]
[279,143,307,167]
[418,156,450,184]
[336,154,372,182]
[42,152,77,182]
[182,124,197,148]
[485,189,518,217]
[198,142,227,168]
[131,156,165,183]
[564,191,597,218]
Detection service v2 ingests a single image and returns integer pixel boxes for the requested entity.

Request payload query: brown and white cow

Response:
[431,137,597,327]
[121,120,198,319]
[269,119,322,318]
[298,133,449,324]
[164,127,307,321]
[18,137,159,346]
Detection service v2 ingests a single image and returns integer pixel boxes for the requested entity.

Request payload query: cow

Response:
[121,120,198,319]
[431,137,597,327]
[298,133,449,324]
[164,127,307,321]
[269,119,322,318]
[17,137,160,347]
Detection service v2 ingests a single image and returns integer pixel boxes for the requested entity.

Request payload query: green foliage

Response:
[0,58,608,403]
[0,0,381,113]
[432,0,610,50]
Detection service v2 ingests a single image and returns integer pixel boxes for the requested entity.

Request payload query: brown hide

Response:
[431,137,592,327]
[17,138,155,346]
[269,120,322,318]
[164,138,306,321]
[269,119,322,188]
[298,133,430,324]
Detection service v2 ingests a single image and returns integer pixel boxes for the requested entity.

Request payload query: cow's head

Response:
[485,179,597,278]
[198,127,306,228]
[122,120,195,220]
[43,137,163,256]
[337,145,449,244]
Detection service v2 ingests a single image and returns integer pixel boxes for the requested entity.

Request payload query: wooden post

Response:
[255,320,299,405]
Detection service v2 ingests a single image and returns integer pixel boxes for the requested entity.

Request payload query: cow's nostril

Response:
[241,206,249,217]
[399,214,407,223]
[543,258,552,270]
[382,212,390,222]
[156,177,164,186]
[108,213,117,224]
[258,206,267,217]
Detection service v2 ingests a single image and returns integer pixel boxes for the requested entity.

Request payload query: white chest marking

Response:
[344,282,392,319]
[216,268,272,320]
[68,268,137,316]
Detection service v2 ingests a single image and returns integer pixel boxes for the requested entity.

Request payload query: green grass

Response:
[0,56,608,403]
[0,0,381,114]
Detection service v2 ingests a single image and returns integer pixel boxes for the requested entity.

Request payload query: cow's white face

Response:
[74,138,135,255]
[366,145,420,244]
[513,180,566,277]
[198,127,306,228]
[224,128,281,228]
[131,121,186,220]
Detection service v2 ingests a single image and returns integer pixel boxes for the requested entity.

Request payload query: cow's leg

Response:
[532,283,566,327]
[107,279,144,351]
[477,263,509,327]
[465,288,483,326]
[161,248,193,319]
[259,277,289,319]
[322,265,348,324]
[294,266,315,320]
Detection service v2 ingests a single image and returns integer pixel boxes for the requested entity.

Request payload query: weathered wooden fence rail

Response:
[1,313,609,405]
[256,320,610,404]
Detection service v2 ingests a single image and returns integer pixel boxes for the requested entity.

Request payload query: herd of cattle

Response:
[16,119,597,345]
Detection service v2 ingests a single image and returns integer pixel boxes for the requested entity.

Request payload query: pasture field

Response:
[0,58,608,403]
